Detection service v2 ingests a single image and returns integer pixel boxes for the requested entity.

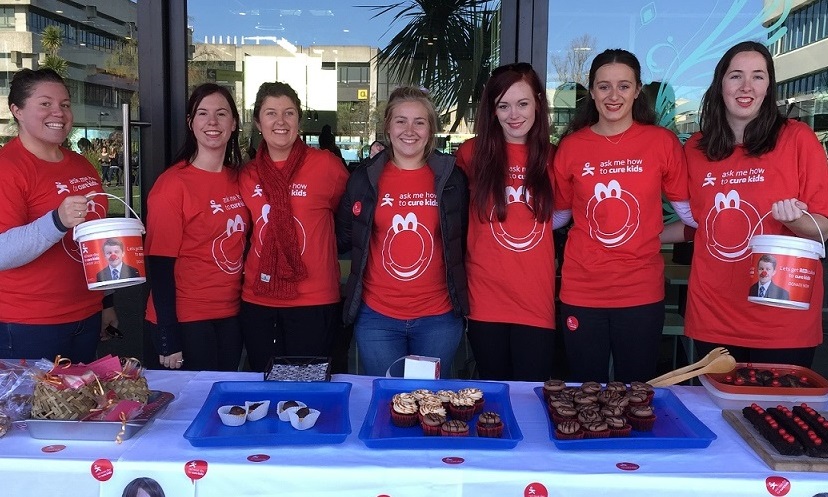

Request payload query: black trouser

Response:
[240,301,338,372]
[466,320,555,381]
[693,339,816,369]
[145,316,243,372]
[560,300,664,383]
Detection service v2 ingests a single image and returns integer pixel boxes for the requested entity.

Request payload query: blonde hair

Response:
[384,86,439,162]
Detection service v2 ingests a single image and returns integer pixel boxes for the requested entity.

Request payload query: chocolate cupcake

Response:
[420,412,446,436]
[583,421,611,439]
[448,394,476,421]
[543,379,567,400]
[458,387,485,414]
[390,393,419,427]
[441,419,469,437]
[476,411,504,438]
[580,381,602,394]
[555,420,583,440]
[551,405,577,425]
[627,405,656,431]
[605,415,631,437]
[605,381,627,393]
[629,381,655,403]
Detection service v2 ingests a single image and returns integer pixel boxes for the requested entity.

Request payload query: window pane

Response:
[187,0,500,162]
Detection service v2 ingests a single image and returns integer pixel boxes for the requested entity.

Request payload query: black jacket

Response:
[335,150,469,325]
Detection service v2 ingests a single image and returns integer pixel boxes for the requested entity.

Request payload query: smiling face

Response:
[255,95,299,161]
[495,80,536,144]
[191,92,236,155]
[387,101,430,168]
[722,50,769,131]
[589,63,640,132]
[10,81,72,149]
[103,243,124,269]
[757,260,776,284]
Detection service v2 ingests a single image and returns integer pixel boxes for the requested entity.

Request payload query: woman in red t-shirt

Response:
[455,63,557,381]
[145,83,249,371]
[553,49,694,383]
[683,41,828,367]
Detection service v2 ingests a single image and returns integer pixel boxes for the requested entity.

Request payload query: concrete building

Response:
[765,0,828,150]
[0,0,137,144]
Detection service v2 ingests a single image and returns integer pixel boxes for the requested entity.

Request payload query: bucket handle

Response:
[85,192,142,221]
[752,209,825,258]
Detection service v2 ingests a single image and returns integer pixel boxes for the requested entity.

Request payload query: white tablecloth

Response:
[2,371,828,497]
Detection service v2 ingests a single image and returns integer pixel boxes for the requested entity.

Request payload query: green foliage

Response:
[40,25,68,77]
[367,0,496,132]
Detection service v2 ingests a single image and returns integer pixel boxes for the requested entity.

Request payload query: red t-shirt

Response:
[240,147,348,307]
[362,162,452,319]
[0,138,107,324]
[553,123,689,307]
[144,162,251,323]
[684,120,828,348]
[455,138,557,329]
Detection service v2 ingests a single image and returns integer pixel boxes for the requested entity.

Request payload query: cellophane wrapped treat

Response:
[0,359,50,423]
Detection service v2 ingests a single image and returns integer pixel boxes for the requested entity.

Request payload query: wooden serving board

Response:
[722,410,828,472]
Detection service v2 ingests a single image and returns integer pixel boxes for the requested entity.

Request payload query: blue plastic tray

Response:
[535,387,717,450]
[359,379,522,449]
[184,381,351,447]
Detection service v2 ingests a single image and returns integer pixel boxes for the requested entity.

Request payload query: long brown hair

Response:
[470,63,552,223]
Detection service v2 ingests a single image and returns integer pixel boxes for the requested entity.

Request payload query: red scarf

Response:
[253,138,308,299]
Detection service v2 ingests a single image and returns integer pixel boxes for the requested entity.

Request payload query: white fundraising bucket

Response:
[73,194,146,290]
[747,214,825,310]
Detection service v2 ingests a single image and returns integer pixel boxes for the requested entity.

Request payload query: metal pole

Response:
[122,102,133,218]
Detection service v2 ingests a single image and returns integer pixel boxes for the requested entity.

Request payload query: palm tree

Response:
[367,0,496,132]
[40,25,68,76]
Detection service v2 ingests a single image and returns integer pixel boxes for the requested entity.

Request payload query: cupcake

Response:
[448,393,476,421]
[555,420,583,440]
[551,405,577,425]
[576,408,602,425]
[604,415,631,437]
[476,411,504,438]
[543,379,566,400]
[600,405,625,418]
[605,381,627,393]
[218,405,248,426]
[440,419,469,437]
[596,390,621,405]
[625,391,648,407]
[629,381,655,403]
[458,387,485,414]
[583,421,611,439]
[411,389,433,403]
[573,392,598,407]
[420,412,446,436]
[436,390,455,410]
[418,398,447,422]
[627,405,656,431]
[390,393,419,427]
[580,381,602,395]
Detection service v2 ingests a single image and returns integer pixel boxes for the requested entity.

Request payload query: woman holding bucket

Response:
[0,68,115,363]
[239,82,348,372]
[683,41,828,367]
[145,83,250,371]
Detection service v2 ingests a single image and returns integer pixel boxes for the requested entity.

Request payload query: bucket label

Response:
[79,235,145,289]
[748,252,819,310]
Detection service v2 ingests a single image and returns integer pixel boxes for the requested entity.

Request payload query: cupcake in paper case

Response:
[579,381,602,395]
[440,419,469,437]
[555,420,583,440]
[605,381,627,393]
[476,411,504,438]
[551,405,577,425]
[418,399,447,422]
[245,400,270,421]
[604,415,632,437]
[457,387,485,414]
[448,393,476,421]
[390,394,419,427]
[583,421,610,438]
[543,379,566,400]
[277,400,307,421]
[411,389,434,403]
[435,390,455,410]
[217,405,247,426]
[288,406,320,430]
[627,405,656,431]
[629,381,655,403]
[420,412,446,436]
[625,391,649,407]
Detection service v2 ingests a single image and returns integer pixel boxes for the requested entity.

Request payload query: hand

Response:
[57,195,90,229]
[100,307,119,341]
[160,352,184,369]
[771,198,808,224]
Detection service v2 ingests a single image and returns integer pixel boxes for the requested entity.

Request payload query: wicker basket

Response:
[31,381,98,420]
[103,376,150,403]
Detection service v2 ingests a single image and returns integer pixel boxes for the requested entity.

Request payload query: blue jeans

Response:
[0,312,102,363]
[354,303,463,377]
